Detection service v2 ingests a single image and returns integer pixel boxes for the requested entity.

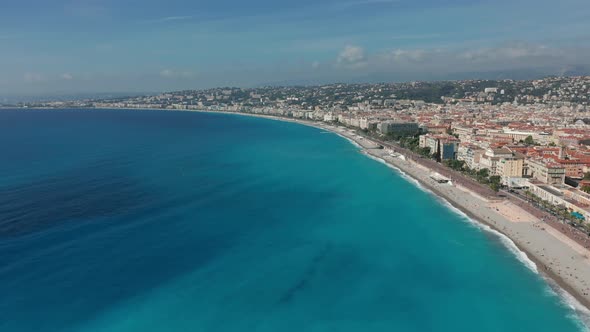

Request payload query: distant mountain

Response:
[0,92,158,104]
[260,66,590,88]
[558,65,590,77]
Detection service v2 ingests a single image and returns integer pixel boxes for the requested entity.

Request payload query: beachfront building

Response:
[349,117,361,128]
[501,130,539,143]
[291,110,308,119]
[497,153,525,177]
[420,134,459,161]
[359,117,369,130]
[423,125,449,135]
[558,159,588,179]
[496,154,525,185]
[457,144,485,170]
[419,134,440,153]
[359,118,378,131]
[452,125,478,142]
[478,148,515,175]
[323,112,337,122]
[377,120,420,137]
[440,138,460,161]
[377,121,389,134]
[527,158,566,185]
[505,176,529,189]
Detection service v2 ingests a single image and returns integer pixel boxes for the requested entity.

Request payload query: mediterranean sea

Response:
[0,109,587,331]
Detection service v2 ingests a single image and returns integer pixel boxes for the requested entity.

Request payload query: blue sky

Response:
[2,0,590,95]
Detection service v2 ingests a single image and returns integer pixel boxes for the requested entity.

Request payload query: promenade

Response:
[358,132,590,250]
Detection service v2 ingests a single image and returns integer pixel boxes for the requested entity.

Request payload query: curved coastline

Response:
[60,107,590,326]
[4,107,590,332]
[361,147,590,323]
[185,109,590,325]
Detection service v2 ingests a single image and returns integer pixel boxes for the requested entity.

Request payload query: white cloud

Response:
[311,61,321,69]
[23,72,44,83]
[61,73,74,80]
[160,69,195,78]
[326,41,590,80]
[460,42,564,62]
[147,16,194,23]
[386,49,429,62]
[160,69,174,77]
[336,45,367,69]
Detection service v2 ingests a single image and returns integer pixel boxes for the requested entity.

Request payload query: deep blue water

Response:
[0,109,586,331]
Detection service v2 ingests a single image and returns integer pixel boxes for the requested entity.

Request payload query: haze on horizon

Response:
[2,0,590,96]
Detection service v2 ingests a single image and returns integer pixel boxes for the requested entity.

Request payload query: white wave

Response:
[360,148,590,330]
[362,151,540,274]
[346,138,363,149]
[363,153,427,191]
[542,279,590,331]
[443,200,539,274]
[331,132,363,149]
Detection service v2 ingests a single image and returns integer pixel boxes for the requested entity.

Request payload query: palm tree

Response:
[558,207,570,221]
[527,193,536,204]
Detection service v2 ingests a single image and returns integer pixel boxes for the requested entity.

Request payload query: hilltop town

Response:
[14,76,590,232]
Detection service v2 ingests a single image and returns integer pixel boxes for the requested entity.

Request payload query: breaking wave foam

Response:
[544,279,590,331]
[362,151,590,330]
[366,152,539,272]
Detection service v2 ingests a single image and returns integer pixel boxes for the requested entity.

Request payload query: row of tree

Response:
[523,191,589,231]
[378,130,588,230]
[384,132,501,191]
[442,159,502,191]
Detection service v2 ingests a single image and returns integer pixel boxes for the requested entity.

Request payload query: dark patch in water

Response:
[0,159,153,237]
[279,245,332,304]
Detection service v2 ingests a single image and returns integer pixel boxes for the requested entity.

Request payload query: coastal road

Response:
[502,189,590,250]
[369,137,499,199]
[356,130,590,248]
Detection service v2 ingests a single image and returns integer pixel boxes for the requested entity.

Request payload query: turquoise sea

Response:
[0,109,587,331]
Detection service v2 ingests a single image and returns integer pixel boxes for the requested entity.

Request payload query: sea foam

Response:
[363,152,538,272]
[361,149,590,331]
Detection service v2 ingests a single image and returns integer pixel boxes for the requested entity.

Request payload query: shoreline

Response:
[193,110,590,318]
[9,107,590,323]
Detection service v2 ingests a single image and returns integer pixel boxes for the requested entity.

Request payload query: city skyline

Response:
[2,0,590,95]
